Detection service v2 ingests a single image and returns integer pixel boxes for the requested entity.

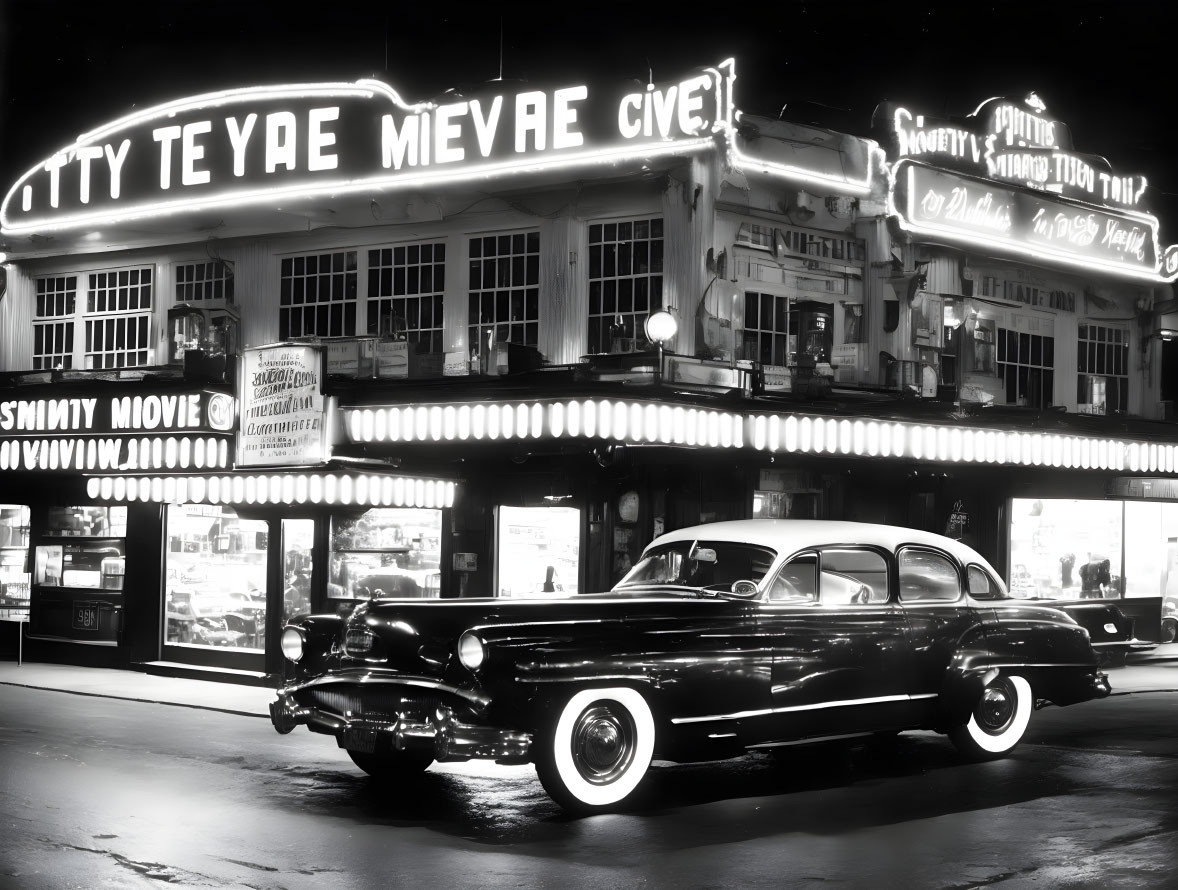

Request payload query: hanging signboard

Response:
[237,344,327,467]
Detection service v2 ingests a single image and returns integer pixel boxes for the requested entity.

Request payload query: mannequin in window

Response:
[1078,554,1111,599]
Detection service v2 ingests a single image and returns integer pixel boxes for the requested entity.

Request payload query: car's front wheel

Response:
[347,748,433,780]
[535,687,655,813]
[949,673,1033,760]
[1161,618,1177,644]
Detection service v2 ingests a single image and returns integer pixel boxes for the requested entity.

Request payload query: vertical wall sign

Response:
[237,344,326,467]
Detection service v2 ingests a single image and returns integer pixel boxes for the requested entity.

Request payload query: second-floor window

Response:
[467,231,540,352]
[997,326,1054,409]
[588,217,664,353]
[1077,323,1129,414]
[368,242,445,352]
[279,251,357,340]
[33,267,153,370]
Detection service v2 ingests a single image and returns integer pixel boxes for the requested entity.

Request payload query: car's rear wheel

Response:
[535,687,655,813]
[347,748,433,779]
[949,674,1033,760]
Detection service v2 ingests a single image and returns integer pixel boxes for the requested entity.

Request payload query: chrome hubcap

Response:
[977,680,1016,734]
[571,704,636,785]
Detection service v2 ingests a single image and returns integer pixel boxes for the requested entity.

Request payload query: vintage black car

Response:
[270,519,1114,813]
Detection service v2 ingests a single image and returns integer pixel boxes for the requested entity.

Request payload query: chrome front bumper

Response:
[269,692,532,764]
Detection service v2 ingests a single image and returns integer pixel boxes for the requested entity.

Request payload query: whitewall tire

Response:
[535,687,655,813]
[950,674,1033,760]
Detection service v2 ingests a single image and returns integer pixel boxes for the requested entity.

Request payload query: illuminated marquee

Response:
[340,398,1178,477]
[875,95,1148,212]
[2,61,735,234]
[890,160,1172,282]
[0,390,235,472]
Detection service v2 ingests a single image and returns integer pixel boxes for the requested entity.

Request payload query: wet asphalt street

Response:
[1,665,1177,889]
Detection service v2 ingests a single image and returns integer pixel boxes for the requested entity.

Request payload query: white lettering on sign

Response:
[989,103,1058,149]
[921,185,1014,234]
[0,398,97,432]
[892,108,981,163]
[3,62,735,235]
[110,394,204,430]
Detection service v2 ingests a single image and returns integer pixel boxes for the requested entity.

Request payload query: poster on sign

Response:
[237,345,327,467]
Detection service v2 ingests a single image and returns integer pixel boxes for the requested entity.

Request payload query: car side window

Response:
[967,564,1007,600]
[898,548,961,603]
[818,548,889,604]
[768,554,818,603]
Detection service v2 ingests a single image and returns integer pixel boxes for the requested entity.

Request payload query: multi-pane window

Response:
[175,261,234,303]
[742,291,792,365]
[587,218,663,353]
[33,268,153,370]
[86,268,153,368]
[368,242,445,352]
[467,231,540,351]
[33,276,77,370]
[1077,323,1129,414]
[279,251,357,340]
[997,326,1054,408]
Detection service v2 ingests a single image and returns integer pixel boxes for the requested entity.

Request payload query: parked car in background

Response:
[1162,594,1177,643]
[270,520,1114,813]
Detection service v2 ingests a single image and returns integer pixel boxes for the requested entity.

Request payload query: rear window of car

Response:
[966,564,1008,600]
[898,548,961,603]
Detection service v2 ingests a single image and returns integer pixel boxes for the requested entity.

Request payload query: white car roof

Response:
[647,519,996,571]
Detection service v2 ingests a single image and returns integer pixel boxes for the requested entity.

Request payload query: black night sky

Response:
[2,0,1177,234]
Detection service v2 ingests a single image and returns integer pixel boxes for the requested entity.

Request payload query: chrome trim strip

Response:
[280,669,491,708]
[670,692,938,725]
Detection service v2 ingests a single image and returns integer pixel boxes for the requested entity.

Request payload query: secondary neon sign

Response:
[2,61,735,235]
[890,161,1172,282]
[877,94,1149,212]
[0,390,235,473]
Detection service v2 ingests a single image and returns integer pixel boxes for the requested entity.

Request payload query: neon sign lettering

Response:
[2,62,735,235]
[878,95,1150,212]
[891,161,1170,281]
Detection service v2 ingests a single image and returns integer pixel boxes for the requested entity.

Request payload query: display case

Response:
[0,506,31,618]
[329,507,443,599]
[28,506,128,644]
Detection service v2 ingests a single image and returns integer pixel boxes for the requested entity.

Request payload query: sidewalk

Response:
[0,660,275,717]
[1,654,1176,717]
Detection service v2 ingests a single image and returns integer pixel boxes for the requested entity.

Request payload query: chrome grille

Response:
[302,687,445,719]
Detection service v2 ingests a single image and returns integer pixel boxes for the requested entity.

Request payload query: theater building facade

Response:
[1,60,1175,681]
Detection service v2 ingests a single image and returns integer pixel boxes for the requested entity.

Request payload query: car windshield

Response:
[614,540,778,593]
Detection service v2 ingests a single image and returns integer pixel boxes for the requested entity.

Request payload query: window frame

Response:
[586,215,664,354]
[33,266,154,370]
[897,546,964,605]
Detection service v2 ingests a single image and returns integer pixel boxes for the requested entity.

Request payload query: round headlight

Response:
[281,626,306,663]
[457,631,486,671]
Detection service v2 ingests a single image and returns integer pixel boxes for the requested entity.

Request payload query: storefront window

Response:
[1009,498,1123,599]
[282,518,315,620]
[0,506,31,617]
[330,508,442,600]
[165,505,267,649]
[497,506,580,598]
